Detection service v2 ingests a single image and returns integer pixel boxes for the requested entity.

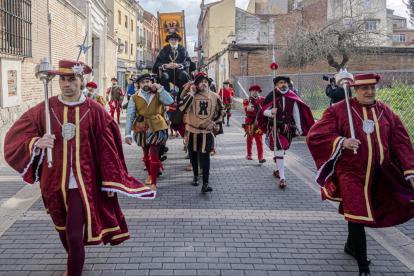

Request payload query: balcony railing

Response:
[146,60,154,68]
[136,60,146,69]
[137,36,143,45]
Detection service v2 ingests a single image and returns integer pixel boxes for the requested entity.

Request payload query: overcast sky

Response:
[138,0,411,57]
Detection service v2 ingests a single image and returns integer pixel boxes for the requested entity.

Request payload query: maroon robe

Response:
[259,90,315,136]
[5,96,155,245]
[306,98,414,227]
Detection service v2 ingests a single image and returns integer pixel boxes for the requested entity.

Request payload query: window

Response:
[365,21,377,30]
[131,44,133,55]
[125,41,128,54]
[131,19,133,32]
[362,0,371,10]
[343,19,356,29]
[0,0,32,57]
[393,34,407,42]
[118,11,121,25]
[125,15,128,28]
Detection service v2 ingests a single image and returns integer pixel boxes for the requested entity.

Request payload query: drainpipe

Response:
[240,51,243,77]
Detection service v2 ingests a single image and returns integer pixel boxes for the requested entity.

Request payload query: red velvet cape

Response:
[5,97,155,245]
[259,90,315,136]
[306,98,414,227]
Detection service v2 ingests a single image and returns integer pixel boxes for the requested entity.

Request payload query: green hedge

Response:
[300,82,414,143]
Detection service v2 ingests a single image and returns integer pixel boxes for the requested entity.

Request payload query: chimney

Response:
[201,0,206,10]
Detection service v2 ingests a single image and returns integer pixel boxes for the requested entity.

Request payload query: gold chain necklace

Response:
[169,49,179,63]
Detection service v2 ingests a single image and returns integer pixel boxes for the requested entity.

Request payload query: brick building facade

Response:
[0,0,86,165]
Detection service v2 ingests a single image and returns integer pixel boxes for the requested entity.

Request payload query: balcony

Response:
[137,13,144,23]
[136,60,146,69]
[146,60,154,69]
[137,36,143,45]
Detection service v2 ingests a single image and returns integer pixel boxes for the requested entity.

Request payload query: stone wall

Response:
[0,0,86,165]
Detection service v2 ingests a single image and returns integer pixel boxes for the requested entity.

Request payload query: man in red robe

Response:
[219,80,235,127]
[243,85,266,163]
[4,60,155,276]
[306,73,414,276]
[260,76,315,187]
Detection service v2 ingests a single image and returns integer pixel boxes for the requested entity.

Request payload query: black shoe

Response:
[161,155,167,162]
[201,183,213,193]
[227,123,230,127]
[158,168,162,176]
[344,242,371,266]
[192,176,200,186]
[359,273,370,276]
[165,147,169,153]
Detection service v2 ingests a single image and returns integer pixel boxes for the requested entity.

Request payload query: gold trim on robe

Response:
[344,106,374,222]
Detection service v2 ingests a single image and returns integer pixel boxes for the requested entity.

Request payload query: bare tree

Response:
[405,0,414,25]
[277,0,391,71]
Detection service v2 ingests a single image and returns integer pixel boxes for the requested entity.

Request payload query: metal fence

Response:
[235,69,414,143]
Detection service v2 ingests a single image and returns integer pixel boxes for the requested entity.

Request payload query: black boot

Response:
[359,273,370,276]
[201,183,213,193]
[344,242,371,266]
[226,116,230,127]
[192,176,200,186]
[158,168,162,176]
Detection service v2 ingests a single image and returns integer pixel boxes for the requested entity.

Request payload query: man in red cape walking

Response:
[219,80,235,127]
[243,84,266,163]
[260,76,315,187]
[4,60,155,276]
[306,73,414,276]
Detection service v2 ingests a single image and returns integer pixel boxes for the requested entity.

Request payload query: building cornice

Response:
[107,35,118,45]
[57,0,86,20]
[90,0,113,16]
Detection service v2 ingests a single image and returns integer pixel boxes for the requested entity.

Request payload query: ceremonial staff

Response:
[335,67,356,154]
[35,58,55,168]
[270,44,279,159]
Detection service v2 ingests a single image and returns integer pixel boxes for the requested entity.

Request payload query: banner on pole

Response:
[159,12,185,48]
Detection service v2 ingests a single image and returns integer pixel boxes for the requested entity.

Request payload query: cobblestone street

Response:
[0,110,413,276]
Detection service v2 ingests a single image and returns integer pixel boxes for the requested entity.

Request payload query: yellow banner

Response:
[159,12,185,47]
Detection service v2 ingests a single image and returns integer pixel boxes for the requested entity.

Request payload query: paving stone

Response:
[0,111,412,276]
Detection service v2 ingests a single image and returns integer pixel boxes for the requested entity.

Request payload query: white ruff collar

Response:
[58,94,86,106]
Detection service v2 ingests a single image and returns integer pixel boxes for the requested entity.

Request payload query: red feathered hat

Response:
[194,72,211,85]
[86,82,97,88]
[348,73,382,87]
[248,84,262,93]
[47,60,92,76]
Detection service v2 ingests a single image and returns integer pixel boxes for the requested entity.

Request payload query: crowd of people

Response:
[3,30,414,276]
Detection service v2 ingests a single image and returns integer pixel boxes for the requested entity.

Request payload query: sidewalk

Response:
[0,110,413,275]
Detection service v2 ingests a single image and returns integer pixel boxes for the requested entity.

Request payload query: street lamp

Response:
[201,50,204,57]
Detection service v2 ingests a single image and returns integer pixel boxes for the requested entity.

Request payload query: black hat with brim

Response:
[273,76,291,84]
[165,33,182,43]
[194,72,212,86]
[136,74,154,84]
